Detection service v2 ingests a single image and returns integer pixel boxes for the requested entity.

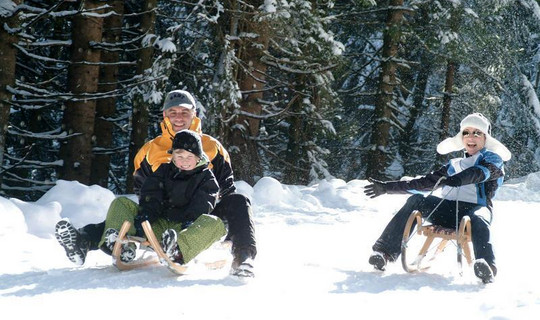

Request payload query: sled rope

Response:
[402,177,468,251]
[403,177,448,246]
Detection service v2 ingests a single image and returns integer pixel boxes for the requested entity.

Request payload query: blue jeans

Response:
[372,194,495,267]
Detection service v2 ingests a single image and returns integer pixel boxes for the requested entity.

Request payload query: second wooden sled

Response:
[401,210,474,273]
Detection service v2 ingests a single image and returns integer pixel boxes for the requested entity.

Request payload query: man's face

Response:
[164,106,195,132]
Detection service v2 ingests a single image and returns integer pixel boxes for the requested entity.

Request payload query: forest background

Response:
[1,0,539,201]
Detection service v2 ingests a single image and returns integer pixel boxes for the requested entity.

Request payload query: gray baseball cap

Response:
[162,90,196,111]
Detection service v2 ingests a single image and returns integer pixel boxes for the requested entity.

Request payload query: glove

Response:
[182,220,193,230]
[133,215,148,237]
[443,175,462,187]
[364,178,388,198]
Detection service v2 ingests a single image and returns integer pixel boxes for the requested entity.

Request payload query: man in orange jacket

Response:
[55,90,256,277]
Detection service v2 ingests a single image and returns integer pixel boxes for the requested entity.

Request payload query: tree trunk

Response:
[437,60,456,164]
[126,0,157,192]
[91,0,125,188]
[440,61,456,138]
[223,1,268,185]
[59,0,104,184]
[366,0,404,180]
[283,85,313,185]
[400,51,432,175]
[0,0,21,186]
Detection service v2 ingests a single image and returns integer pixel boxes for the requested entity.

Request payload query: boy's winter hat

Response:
[170,130,204,158]
[162,90,196,111]
[437,113,511,161]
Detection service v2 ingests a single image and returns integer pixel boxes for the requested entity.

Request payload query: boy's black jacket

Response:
[138,162,219,224]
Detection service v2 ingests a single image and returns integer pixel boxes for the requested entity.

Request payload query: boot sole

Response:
[55,220,85,266]
[369,254,386,271]
[474,261,494,284]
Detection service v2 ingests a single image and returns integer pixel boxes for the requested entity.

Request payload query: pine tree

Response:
[59,0,105,184]
[0,0,21,192]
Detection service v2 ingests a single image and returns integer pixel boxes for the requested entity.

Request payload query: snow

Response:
[1,174,540,319]
[0,0,15,18]
[521,0,540,21]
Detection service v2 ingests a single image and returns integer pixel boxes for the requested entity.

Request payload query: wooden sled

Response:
[112,220,229,275]
[111,220,160,271]
[401,210,473,273]
[141,220,189,275]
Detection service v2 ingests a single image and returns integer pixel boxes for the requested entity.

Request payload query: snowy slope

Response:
[1,176,540,320]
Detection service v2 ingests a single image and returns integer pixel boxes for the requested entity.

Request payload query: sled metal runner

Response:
[401,210,473,273]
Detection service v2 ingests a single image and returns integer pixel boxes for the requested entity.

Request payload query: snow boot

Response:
[161,229,184,264]
[474,259,496,284]
[119,243,136,263]
[104,228,136,263]
[104,228,119,252]
[55,219,89,266]
[369,251,388,271]
[231,250,255,277]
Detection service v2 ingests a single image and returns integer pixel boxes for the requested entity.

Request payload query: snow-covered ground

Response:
[1,175,540,319]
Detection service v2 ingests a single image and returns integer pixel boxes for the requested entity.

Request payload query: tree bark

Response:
[91,0,125,188]
[283,83,314,185]
[400,52,432,174]
[440,61,456,138]
[126,0,157,192]
[222,1,268,184]
[366,0,404,179]
[59,0,104,184]
[436,60,456,164]
[0,0,22,186]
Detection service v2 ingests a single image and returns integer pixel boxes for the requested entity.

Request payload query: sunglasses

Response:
[462,130,484,137]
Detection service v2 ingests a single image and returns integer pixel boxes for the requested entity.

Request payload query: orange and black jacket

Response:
[133,116,235,198]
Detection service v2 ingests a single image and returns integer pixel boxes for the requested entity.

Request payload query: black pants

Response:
[372,194,495,267]
[80,193,257,259]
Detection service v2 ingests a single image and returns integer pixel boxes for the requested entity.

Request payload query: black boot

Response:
[369,251,389,271]
[474,259,496,284]
[55,219,89,266]
[231,248,255,277]
[104,228,136,263]
[161,229,184,264]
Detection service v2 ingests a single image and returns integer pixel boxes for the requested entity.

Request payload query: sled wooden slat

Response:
[112,221,160,271]
[141,220,189,275]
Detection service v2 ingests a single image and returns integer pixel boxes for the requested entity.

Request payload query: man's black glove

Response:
[443,175,462,187]
[364,178,388,198]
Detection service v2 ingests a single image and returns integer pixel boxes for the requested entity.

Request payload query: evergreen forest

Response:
[1,0,539,200]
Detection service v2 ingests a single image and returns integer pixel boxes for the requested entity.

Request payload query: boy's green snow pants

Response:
[99,196,226,263]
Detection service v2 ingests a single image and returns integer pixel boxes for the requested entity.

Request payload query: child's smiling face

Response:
[171,149,199,170]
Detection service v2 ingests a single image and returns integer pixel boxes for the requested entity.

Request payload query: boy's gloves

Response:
[133,215,148,237]
[182,220,193,230]
[364,178,387,198]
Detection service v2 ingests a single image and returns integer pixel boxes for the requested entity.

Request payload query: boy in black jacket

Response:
[55,90,256,276]
[99,130,226,265]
